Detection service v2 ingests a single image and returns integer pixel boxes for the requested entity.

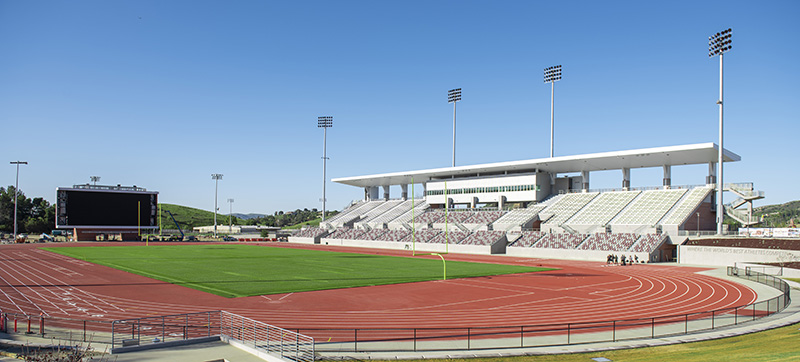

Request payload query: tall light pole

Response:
[448,88,461,167]
[318,116,333,222]
[227,198,234,233]
[90,176,100,185]
[10,161,27,238]
[211,173,223,237]
[544,65,562,158]
[709,28,732,235]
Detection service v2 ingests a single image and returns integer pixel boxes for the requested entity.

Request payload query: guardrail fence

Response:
[0,266,789,355]
[220,311,315,362]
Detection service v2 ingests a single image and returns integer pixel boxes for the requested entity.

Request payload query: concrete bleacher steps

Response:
[565,191,641,233]
[540,192,599,231]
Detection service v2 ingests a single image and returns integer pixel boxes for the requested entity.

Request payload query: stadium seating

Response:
[326,228,365,240]
[460,230,506,246]
[611,189,687,226]
[400,229,441,243]
[428,231,470,244]
[372,229,410,242]
[660,186,713,225]
[354,200,404,227]
[415,210,446,224]
[361,229,388,240]
[578,233,638,251]
[630,233,666,253]
[567,191,640,226]
[534,233,586,249]
[463,211,505,224]
[540,192,599,226]
[510,231,546,247]
[364,200,415,226]
[293,227,328,238]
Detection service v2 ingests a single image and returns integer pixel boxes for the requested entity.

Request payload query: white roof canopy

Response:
[332,143,740,188]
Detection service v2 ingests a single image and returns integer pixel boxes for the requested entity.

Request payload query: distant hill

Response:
[159,204,240,231]
[232,213,267,220]
[754,200,800,228]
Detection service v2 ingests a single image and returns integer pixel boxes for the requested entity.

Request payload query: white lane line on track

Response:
[17,250,126,313]
[278,293,294,301]
[0,263,53,316]
[8,258,110,315]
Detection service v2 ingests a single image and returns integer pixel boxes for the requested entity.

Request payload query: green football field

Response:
[42,244,553,298]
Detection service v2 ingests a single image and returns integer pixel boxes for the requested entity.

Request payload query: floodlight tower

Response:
[447,88,462,167]
[90,176,101,185]
[709,28,732,235]
[10,161,27,238]
[211,173,223,237]
[318,116,333,222]
[544,65,562,158]
[227,198,234,233]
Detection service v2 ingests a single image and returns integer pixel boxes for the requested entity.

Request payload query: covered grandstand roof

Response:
[333,143,740,188]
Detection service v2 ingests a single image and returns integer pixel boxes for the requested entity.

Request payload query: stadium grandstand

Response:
[289,143,764,262]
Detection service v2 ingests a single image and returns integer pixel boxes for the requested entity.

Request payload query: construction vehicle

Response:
[165,210,185,241]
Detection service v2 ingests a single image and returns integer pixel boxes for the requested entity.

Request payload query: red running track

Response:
[0,242,756,331]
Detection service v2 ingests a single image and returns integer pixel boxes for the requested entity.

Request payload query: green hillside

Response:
[159,203,239,231]
[754,200,800,228]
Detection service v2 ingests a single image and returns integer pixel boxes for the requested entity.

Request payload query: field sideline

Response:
[43,244,553,298]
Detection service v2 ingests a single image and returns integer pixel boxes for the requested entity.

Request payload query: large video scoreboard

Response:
[56,185,158,229]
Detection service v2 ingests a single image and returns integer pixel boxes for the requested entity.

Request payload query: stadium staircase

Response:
[723,183,765,227]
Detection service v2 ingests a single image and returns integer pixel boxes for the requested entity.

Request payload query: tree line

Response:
[0,186,55,235]
[240,208,336,227]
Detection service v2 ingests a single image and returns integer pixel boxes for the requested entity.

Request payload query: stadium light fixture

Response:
[212,173,223,237]
[10,161,27,238]
[544,65,562,158]
[318,116,333,222]
[90,176,101,185]
[448,88,462,167]
[709,28,731,235]
[227,198,234,234]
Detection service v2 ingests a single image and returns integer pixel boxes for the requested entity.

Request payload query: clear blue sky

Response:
[1,1,797,214]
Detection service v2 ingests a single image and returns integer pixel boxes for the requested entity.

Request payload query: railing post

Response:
[651,318,655,338]
[467,328,471,350]
[567,323,571,344]
[162,316,166,342]
[253,320,257,348]
[685,314,688,334]
[612,320,616,342]
[712,310,715,329]
[520,325,524,347]
[354,329,358,352]
[413,328,416,351]
[84,320,87,342]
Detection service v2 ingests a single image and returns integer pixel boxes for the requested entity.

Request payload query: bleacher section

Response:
[510,231,545,247]
[535,233,586,249]
[631,233,666,253]
[302,186,717,261]
[566,191,641,230]
[400,229,441,243]
[372,229,410,242]
[661,186,713,225]
[428,231,470,244]
[460,230,506,246]
[578,233,638,251]
[611,189,687,227]
[292,227,328,239]
[362,200,415,227]
[353,200,404,228]
[540,192,599,228]
[493,205,546,231]
[387,201,430,229]
[321,201,384,228]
